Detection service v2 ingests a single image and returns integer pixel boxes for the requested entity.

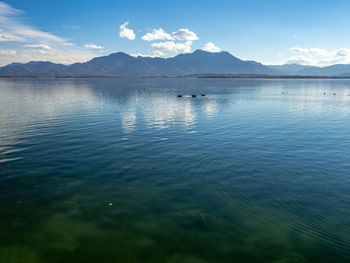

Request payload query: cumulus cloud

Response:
[203,42,220,52]
[119,21,135,40]
[142,28,198,42]
[142,27,199,55]
[152,41,192,53]
[141,28,173,41]
[172,28,198,41]
[284,47,350,66]
[83,43,104,49]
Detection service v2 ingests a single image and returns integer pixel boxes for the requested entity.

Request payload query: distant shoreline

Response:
[1,75,350,79]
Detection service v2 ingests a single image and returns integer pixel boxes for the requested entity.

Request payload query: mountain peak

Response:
[0,50,274,77]
[192,49,235,58]
[108,52,132,58]
[193,49,208,54]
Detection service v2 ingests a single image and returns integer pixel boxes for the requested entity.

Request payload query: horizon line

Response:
[0,49,347,69]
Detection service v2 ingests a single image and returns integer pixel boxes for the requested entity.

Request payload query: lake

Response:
[1,78,350,263]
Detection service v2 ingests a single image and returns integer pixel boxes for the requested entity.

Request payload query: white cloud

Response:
[140,27,199,56]
[172,28,198,41]
[141,28,198,42]
[0,2,97,66]
[131,50,165,58]
[141,28,173,41]
[290,47,308,54]
[83,43,104,49]
[0,28,25,42]
[0,49,16,56]
[0,1,64,43]
[290,47,329,56]
[284,55,314,65]
[152,41,192,53]
[0,1,21,16]
[284,47,350,66]
[203,42,220,52]
[24,44,51,50]
[23,44,52,55]
[0,46,97,66]
[153,50,165,56]
[130,53,145,57]
[309,48,329,56]
[119,21,135,40]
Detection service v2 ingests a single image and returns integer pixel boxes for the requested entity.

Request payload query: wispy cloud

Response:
[131,50,165,58]
[0,1,21,16]
[0,1,64,43]
[289,47,308,54]
[0,28,24,42]
[0,1,96,66]
[203,42,220,52]
[119,21,135,40]
[24,44,51,50]
[23,44,53,55]
[83,43,104,49]
[0,48,16,56]
[290,47,329,56]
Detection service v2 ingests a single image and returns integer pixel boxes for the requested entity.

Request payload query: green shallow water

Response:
[1,78,350,262]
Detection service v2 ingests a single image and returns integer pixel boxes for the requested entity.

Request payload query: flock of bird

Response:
[281,91,337,95]
[177,94,206,98]
[177,92,339,98]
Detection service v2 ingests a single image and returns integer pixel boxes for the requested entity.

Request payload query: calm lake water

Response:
[1,78,350,263]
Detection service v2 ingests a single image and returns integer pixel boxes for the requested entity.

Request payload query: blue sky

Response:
[1,0,350,66]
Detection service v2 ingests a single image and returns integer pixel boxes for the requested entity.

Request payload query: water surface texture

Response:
[1,78,350,263]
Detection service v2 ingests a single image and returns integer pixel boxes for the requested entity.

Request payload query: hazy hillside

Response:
[268,64,350,76]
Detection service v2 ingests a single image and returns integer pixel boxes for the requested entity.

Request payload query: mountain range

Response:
[1,49,350,77]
